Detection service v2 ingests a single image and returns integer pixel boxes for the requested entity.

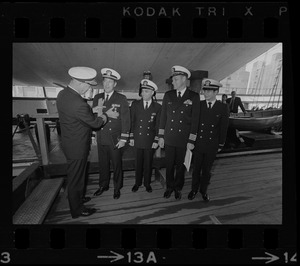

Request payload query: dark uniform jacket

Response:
[226,96,246,113]
[195,100,229,153]
[158,89,200,147]
[57,86,106,159]
[130,99,161,149]
[93,91,130,145]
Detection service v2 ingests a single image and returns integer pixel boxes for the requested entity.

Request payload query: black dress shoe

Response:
[94,186,109,196]
[202,193,210,202]
[163,189,173,198]
[145,185,152,193]
[132,184,139,192]
[174,190,182,200]
[81,196,91,203]
[72,208,96,218]
[113,190,120,199]
[188,190,197,200]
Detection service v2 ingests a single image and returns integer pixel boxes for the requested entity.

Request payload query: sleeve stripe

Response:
[158,129,165,135]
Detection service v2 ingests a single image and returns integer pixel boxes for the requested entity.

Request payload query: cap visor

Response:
[203,87,218,90]
[85,79,98,86]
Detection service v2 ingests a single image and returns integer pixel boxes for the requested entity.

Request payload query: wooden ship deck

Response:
[13,126,282,225]
[43,152,282,225]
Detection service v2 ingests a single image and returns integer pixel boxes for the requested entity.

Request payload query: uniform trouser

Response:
[165,145,186,191]
[191,149,216,194]
[97,144,123,191]
[135,148,155,187]
[66,157,88,217]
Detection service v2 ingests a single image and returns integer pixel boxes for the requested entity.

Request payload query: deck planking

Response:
[44,152,282,225]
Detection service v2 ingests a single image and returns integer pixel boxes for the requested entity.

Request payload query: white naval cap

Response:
[101,68,121,81]
[68,66,97,85]
[140,79,158,91]
[171,65,191,79]
[202,78,223,90]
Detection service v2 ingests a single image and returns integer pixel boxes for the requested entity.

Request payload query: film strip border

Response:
[1,1,296,264]
[0,226,297,263]
[0,2,291,41]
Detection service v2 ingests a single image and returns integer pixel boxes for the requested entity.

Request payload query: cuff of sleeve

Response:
[154,136,159,143]
[120,133,129,141]
[158,129,164,138]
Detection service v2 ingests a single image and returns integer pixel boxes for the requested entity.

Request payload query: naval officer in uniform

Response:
[57,66,119,218]
[158,66,200,200]
[129,79,161,193]
[188,78,229,202]
[93,68,131,199]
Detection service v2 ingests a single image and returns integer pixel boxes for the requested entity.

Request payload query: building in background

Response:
[220,44,282,110]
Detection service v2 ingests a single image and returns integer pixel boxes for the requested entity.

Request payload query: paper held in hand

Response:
[184,148,192,172]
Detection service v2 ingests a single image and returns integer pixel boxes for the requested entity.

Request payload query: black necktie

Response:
[145,102,148,109]
[178,91,181,98]
[208,102,212,109]
[230,98,234,110]
[105,94,109,103]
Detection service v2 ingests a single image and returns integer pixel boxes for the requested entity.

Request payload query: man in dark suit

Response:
[93,68,131,199]
[226,91,247,114]
[56,66,119,218]
[129,79,161,193]
[158,65,200,200]
[188,78,229,202]
[226,91,247,148]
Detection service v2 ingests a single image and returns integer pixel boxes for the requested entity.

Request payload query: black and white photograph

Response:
[12,42,282,225]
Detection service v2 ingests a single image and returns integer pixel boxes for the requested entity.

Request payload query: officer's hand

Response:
[98,98,104,108]
[152,142,158,149]
[106,107,119,119]
[93,106,103,114]
[91,137,97,146]
[158,138,164,148]
[187,143,194,150]
[116,140,126,149]
[129,139,134,146]
[218,144,224,153]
